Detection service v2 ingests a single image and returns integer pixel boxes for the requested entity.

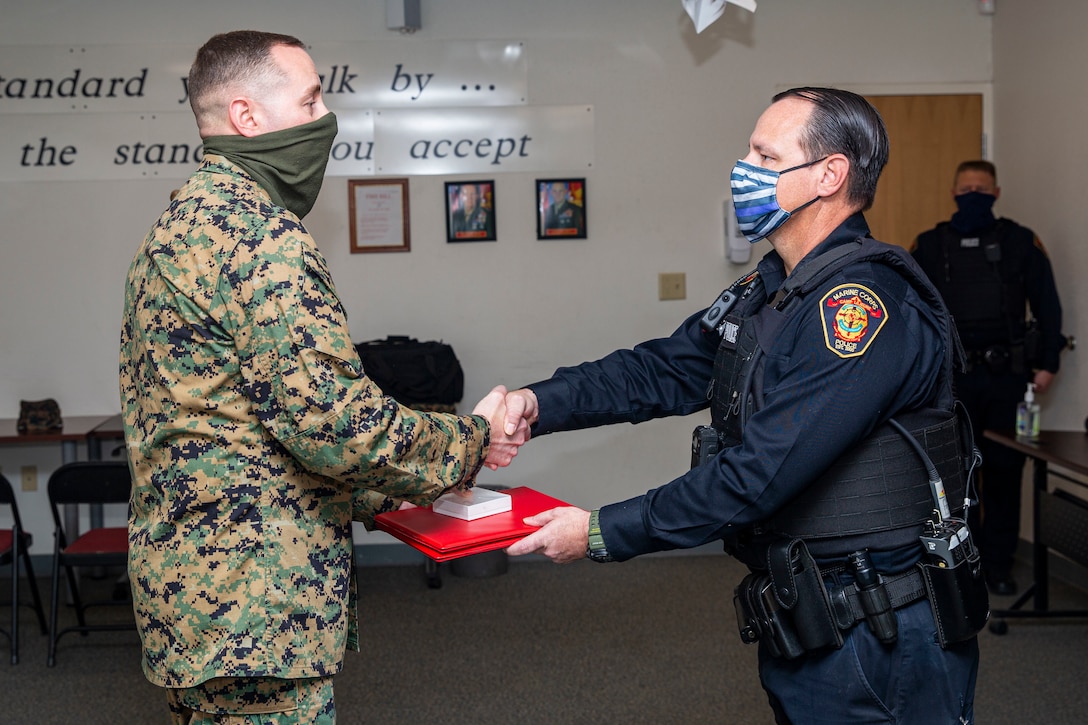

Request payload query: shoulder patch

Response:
[819,283,888,358]
[1033,235,1050,256]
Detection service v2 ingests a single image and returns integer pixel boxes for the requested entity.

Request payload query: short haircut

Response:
[955,160,997,183]
[187,30,306,127]
[772,87,889,212]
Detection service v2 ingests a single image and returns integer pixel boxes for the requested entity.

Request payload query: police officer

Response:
[912,160,1064,596]
[498,88,981,723]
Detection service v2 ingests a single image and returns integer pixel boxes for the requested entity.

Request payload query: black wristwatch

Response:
[586,509,614,563]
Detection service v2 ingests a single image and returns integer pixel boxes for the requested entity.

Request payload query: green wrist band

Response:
[586,509,614,563]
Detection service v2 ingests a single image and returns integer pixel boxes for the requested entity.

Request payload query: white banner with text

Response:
[0,40,598,180]
[1,106,594,181]
[0,40,528,114]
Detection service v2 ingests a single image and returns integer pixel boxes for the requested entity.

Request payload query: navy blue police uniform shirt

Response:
[528,214,948,565]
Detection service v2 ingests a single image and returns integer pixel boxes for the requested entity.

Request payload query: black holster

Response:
[733,538,989,658]
[732,540,842,660]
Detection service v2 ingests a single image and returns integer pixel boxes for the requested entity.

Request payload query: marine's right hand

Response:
[502,387,539,436]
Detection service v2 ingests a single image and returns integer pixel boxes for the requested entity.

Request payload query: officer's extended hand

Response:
[473,385,530,470]
[506,506,590,563]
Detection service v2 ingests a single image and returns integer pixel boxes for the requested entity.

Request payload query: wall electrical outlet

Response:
[21,465,38,491]
[658,272,686,300]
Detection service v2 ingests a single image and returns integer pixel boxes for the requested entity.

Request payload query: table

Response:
[86,414,125,461]
[0,415,114,537]
[984,429,1088,632]
[0,415,113,462]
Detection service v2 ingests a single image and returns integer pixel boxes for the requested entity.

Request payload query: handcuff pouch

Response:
[767,539,843,653]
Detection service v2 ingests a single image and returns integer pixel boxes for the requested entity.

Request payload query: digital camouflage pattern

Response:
[167,675,335,724]
[119,155,490,688]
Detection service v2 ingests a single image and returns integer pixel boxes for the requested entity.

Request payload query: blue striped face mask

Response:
[730,157,826,243]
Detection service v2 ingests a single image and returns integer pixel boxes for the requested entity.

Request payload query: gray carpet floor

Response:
[3,551,1087,724]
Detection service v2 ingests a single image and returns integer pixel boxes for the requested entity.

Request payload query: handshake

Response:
[470,385,591,563]
[472,385,539,470]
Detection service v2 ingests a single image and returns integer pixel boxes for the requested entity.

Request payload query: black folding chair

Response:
[46,461,135,667]
[1,473,48,664]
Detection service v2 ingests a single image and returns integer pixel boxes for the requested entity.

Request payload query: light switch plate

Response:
[659,272,686,300]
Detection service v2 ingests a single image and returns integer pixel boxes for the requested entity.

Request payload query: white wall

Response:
[992,0,1088,555]
[993,0,1086,431]
[2,1,1009,544]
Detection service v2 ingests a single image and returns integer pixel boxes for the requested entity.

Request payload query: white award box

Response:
[432,487,513,521]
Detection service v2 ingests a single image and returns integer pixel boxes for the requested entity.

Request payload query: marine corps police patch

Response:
[819,283,887,358]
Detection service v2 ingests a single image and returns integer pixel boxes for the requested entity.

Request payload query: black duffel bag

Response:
[354,336,464,407]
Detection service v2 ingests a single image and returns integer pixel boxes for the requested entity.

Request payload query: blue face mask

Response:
[730,157,825,243]
[950,191,997,234]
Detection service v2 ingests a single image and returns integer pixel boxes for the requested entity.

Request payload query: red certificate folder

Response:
[374,486,571,562]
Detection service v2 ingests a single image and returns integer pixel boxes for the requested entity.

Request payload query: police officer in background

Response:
[494,88,983,723]
[911,160,1064,596]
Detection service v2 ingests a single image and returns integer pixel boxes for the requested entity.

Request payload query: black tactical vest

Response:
[918,219,1033,350]
[706,239,972,561]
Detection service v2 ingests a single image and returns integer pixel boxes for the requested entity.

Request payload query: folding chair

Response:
[46,461,135,667]
[1,472,48,664]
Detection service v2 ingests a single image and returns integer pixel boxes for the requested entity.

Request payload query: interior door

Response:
[863,94,983,249]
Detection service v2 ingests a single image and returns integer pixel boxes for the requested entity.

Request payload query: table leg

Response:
[61,439,80,604]
[61,439,80,539]
[1032,456,1049,612]
[86,436,104,529]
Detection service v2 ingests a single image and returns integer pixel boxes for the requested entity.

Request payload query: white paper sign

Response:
[682,0,757,34]
[352,182,405,249]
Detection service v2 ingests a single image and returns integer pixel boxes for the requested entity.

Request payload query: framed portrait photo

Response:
[349,178,411,253]
[537,178,587,240]
[446,180,497,243]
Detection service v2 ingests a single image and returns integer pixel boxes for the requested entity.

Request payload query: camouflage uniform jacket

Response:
[119,155,490,688]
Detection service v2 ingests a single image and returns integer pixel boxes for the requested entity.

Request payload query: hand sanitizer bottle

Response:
[1016,382,1040,440]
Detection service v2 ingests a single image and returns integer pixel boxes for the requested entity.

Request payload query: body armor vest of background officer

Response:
[692,239,990,659]
[917,219,1039,374]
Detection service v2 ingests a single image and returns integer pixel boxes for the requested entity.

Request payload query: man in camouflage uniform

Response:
[119,31,526,723]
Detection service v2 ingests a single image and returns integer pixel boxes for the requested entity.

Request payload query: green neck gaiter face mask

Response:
[202,112,338,218]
